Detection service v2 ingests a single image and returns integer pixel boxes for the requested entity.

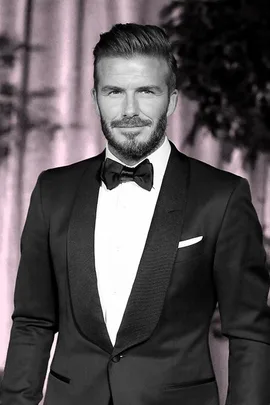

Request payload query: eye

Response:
[108,90,122,95]
[140,89,154,94]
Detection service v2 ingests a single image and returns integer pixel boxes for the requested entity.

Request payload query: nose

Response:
[122,93,139,117]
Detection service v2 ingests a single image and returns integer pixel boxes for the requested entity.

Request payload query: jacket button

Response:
[111,355,121,363]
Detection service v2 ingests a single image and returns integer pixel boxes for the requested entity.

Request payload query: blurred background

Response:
[0,0,270,404]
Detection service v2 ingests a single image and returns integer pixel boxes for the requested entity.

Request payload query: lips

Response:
[112,120,151,128]
[116,124,146,128]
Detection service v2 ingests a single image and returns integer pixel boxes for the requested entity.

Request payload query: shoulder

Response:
[179,150,249,201]
[181,153,254,232]
[188,154,242,185]
[38,151,104,188]
[171,141,242,189]
[35,151,104,206]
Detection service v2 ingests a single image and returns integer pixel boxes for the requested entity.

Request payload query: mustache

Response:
[111,117,152,128]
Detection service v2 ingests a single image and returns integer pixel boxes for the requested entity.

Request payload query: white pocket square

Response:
[178,236,203,248]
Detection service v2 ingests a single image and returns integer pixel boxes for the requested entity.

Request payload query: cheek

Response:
[139,99,168,119]
[98,99,122,120]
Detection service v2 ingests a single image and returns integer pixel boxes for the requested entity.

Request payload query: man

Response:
[2,23,270,405]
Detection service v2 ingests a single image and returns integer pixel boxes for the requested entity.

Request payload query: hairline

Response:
[93,53,176,93]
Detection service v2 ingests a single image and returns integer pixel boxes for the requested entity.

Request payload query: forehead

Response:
[96,55,169,88]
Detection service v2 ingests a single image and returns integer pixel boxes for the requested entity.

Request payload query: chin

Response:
[105,123,164,160]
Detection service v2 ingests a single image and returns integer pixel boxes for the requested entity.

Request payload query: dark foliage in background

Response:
[161,0,270,164]
[0,33,61,159]
[161,0,270,338]
[0,34,18,157]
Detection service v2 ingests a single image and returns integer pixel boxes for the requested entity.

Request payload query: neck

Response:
[107,148,143,166]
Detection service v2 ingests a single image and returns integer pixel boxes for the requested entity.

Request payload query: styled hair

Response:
[93,23,177,92]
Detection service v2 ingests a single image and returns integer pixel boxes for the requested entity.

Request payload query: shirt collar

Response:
[105,136,171,190]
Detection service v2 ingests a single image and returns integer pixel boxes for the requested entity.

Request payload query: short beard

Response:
[100,113,168,162]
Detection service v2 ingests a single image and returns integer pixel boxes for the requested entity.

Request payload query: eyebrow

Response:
[101,85,163,93]
[137,86,163,93]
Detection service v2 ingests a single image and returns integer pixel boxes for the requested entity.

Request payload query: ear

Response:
[166,89,178,117]
[91,88,100,116]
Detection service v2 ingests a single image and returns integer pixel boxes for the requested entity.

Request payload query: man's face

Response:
[92,55,178,163]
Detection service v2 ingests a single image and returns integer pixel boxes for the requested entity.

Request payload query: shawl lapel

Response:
[112,143,189,356]
[67,151,113,354]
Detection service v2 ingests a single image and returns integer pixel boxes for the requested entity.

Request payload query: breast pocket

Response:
[174,240,205,263]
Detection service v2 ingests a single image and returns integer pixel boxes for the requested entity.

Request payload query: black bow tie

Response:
[100,158,154,191]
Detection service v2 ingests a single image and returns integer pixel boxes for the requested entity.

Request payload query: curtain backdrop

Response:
[1,1,270,404]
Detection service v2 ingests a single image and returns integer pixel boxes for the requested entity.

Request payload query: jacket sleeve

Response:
[1,172,58,405]
[213,177,270,405]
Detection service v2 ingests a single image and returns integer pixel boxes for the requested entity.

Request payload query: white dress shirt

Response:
[94,136,171,345]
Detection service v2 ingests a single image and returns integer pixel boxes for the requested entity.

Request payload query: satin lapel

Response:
[67,151,113,354]
[112,143,190,356]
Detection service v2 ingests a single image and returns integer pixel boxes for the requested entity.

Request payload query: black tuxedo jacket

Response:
[2,142,270,405]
